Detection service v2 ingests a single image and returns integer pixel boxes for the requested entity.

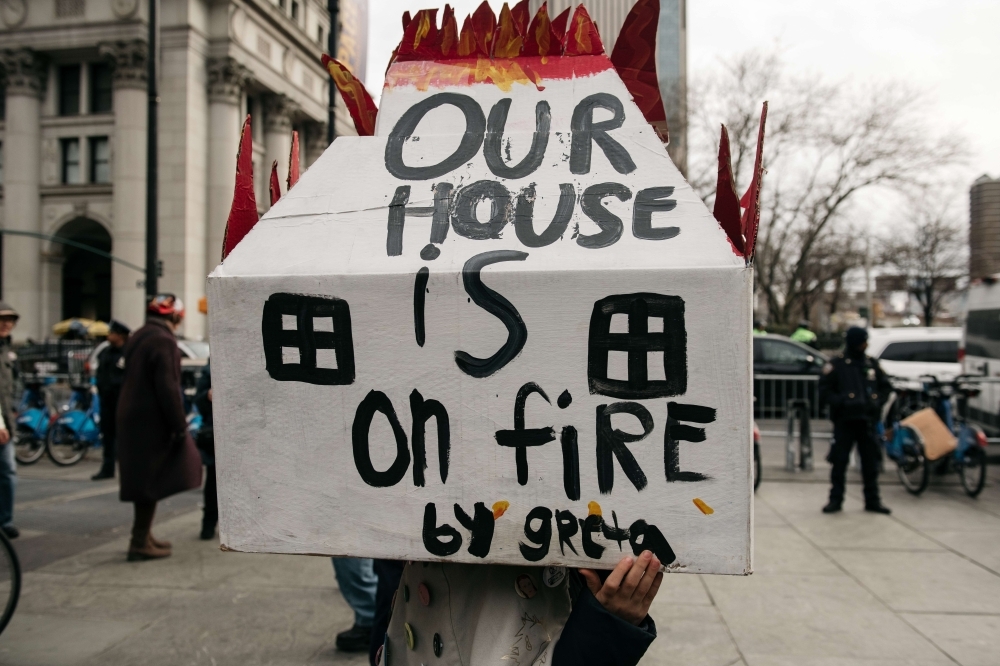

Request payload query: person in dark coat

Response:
[117,294,202,561]
[0,302,19,539]
[92,320,130,480]
[819,326,894,515]
[193,363,217,540]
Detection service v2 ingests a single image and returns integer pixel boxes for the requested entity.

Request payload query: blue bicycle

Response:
[13,379,56,465]
[884,376,989,497]
[45,384,102,466]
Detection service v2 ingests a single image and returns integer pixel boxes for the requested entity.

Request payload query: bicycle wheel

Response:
[960,445,987,498]
[13,434,45,465]
[0,529,21,635]
[753,442,762,492]
[896,425,929,495]
[46,425,88,466]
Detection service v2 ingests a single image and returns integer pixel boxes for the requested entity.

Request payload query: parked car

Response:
[753,335,828,419]
[753,335,827,376]
[88,337,209,399]
[866,327,962,382]
[963,279,1000,433]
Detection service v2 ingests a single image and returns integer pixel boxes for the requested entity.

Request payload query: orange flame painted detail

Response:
[524,3,559,57]
[287,130,300,189]
[322,54,378,137]
[611,0,665,128]
[221,115,259,260]
[563,5,603,56]
[713,103,768,262]
[492,4,523,58]
[268,160,281,207]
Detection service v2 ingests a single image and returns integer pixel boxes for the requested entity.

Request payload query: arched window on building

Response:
[55,218,112,322]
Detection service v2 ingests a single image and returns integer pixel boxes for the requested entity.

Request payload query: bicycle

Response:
[13,378,56,465]
[46,383,102,466]
[884,375,989,498]
[0,528,21,635]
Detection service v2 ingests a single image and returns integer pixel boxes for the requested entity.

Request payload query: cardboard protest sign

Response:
[208,1,764,575]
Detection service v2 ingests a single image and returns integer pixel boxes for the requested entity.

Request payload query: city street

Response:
[0,434,998,666]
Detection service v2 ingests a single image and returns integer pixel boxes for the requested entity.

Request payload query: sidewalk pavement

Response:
[2,435,999,666]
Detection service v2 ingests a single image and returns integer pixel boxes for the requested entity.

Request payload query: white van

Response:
[963,278,1000,433]
[866,327,963,382]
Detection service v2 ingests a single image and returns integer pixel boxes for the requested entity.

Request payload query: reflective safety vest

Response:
[790,327,817,344]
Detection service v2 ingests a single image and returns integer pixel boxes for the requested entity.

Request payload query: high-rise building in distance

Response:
[970,175,1000,279]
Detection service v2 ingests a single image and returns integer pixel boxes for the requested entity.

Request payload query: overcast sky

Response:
[365,0,1000,186]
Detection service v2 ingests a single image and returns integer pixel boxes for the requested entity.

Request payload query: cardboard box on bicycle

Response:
[902,408,957,461]
[206,5,762,575]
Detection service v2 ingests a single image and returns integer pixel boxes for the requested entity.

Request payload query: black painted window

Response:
[90,63,113,113]
[262,293,355,385]
[61,138,80,184]
[59,65,81,116]
[89,136,110,183]
[588,293,687,399]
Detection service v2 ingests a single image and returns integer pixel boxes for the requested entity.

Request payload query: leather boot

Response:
[127,535,172,561]
[149,534,172,550]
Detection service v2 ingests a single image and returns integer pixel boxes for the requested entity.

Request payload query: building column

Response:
[263,94,297,209]
[304,121,328,168]
[99,40,149,330]
[0,49,46,340]
[206,58,250,273]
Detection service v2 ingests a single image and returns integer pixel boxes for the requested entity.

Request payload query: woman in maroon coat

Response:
[117,294,202,561]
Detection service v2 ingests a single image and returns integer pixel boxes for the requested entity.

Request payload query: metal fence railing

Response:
[754,375,827,421]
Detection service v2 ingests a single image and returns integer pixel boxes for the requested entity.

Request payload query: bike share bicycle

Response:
[12,377,56,465]
[882,375,989,497]
[46,381,103,466]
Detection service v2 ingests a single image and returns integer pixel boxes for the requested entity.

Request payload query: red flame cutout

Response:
[221,115,259,260]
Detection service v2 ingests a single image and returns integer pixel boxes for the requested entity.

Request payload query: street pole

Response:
[145,0,159,300]
[327,0,339,145]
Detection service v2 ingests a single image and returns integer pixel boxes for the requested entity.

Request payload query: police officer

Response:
[790,320,818,347]
[92,320,130,480]
[819,326,893,514]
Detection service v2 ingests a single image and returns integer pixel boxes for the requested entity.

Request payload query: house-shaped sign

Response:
[208,0,764,575]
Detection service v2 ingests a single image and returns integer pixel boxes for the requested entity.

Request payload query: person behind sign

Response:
[92,320,131,481]
[790,320,818,348]
[0,303,19,539]
[374,554,662,666]
[819,326,893,515]
[116,295,202,560]
[193,362,217,540]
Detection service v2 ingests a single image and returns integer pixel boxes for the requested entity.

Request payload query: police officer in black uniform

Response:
[819,326,893,514]
[92,320,130,481]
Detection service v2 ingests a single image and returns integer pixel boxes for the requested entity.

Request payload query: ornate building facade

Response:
[0,0,366,340]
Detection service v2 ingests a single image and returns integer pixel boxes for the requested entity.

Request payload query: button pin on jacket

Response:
[515,574,538,599]
[404,623,416,650]
[433,633,443,657]
[418,582,431,606]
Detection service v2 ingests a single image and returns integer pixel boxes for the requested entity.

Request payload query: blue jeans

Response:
[0,441,15,528]
[332,557,377,627]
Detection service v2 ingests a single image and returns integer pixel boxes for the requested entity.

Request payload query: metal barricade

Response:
[754,375,826,420]
[785,399,814,471]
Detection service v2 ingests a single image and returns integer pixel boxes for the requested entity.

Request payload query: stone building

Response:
[0,0,366,341]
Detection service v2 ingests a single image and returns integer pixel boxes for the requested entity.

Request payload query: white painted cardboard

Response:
[208,55,753,575]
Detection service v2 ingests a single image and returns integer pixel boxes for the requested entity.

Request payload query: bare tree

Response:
[689,51,967,327]
[880,199,968,326]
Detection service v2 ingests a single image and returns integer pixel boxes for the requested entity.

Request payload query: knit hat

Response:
[845,326,868,349]
[0,302,19,320]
